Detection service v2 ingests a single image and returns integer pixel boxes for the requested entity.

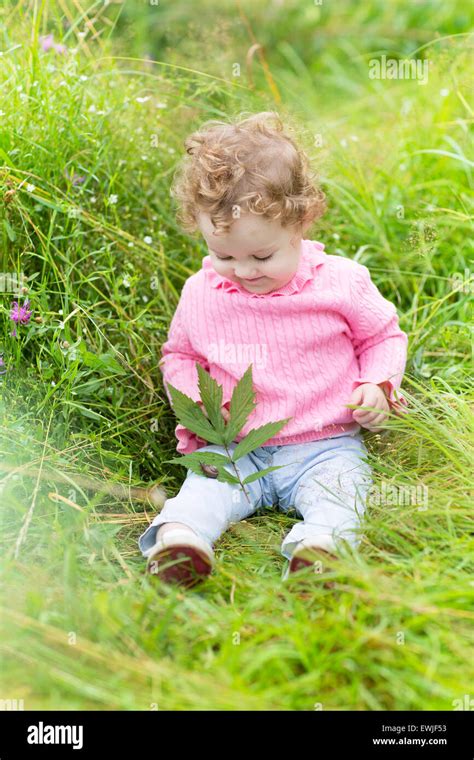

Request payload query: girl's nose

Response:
[234,266,258,279]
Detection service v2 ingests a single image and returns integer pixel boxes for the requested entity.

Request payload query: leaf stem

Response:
[223,442,252,505]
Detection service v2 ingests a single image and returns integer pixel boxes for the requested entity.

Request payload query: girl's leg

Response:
[138,442,267,558]
[156,522,196,539]
[280,435,373,560]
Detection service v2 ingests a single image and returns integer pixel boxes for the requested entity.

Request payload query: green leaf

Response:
[165,365,292,474]
[214,469,240,485]
[25,194,65,212]
[163,451,231,469]
[223,364,258,444]
[196,363,225,435]
[97,352,127,375]
[166,382,225,444]
[63,401,105,421]
[164,451,240,484]
[241,465,287,484]
[78,345,126,375]
[3,218,16,242]
[231,418,292,461]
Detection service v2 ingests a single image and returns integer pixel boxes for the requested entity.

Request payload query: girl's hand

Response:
[346,383,390,432]
[197,401,231,423]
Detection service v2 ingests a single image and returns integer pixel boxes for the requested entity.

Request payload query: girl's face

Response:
[198,211,307,294]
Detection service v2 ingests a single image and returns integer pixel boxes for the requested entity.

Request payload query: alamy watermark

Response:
[452,694,473,710]
[369,55,430,85]
[208,341,268,369]
[0,698,24,710]
[367,481,428,510]
[0,272,25,294]
[449,269,474,295]
[27,721,83,750]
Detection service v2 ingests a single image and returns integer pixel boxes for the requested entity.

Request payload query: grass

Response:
[0,0,473,710]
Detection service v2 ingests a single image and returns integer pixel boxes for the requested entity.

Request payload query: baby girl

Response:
[138,111,408,588]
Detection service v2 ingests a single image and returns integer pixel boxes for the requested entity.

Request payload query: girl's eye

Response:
[215,253,274,261]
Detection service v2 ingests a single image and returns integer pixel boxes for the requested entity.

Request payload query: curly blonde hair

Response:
[170,111,327,237]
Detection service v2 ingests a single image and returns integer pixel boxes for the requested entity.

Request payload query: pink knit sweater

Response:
[159,239,409,454]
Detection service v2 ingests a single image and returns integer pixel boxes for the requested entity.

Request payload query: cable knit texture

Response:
[159,239,409,453]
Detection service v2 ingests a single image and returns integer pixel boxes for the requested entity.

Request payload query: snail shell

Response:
[199,462,219,478]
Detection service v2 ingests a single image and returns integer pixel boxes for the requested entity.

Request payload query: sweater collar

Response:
[202,239,327,298]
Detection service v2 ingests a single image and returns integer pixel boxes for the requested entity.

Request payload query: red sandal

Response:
[146,529,215,589]
[283,539,337,585]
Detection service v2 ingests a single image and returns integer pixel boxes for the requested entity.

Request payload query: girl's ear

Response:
[290,218,312,248]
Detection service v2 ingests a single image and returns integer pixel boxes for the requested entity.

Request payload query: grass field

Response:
[0,0,473,710]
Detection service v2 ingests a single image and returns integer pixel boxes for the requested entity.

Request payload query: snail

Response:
[199,462,219,478]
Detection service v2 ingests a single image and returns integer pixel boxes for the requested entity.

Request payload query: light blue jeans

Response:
[138,432,373,561]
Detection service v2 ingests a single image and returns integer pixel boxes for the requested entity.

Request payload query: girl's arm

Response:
[346,263,409,412]
[159,285,231,452]
[159,290,209,408]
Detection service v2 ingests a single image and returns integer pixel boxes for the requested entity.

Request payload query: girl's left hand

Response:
[346,383,390,432]
[198,401,231,423]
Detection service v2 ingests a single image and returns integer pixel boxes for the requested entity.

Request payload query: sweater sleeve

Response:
[159,285,208,406]
[347,264,409,413]
[159,282,232,453]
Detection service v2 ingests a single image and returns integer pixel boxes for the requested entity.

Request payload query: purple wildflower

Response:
[39,34,67,55]
[64,168,85,186]
[10,298,33,337]
[0,356,6,375]
[39,34,55,52]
